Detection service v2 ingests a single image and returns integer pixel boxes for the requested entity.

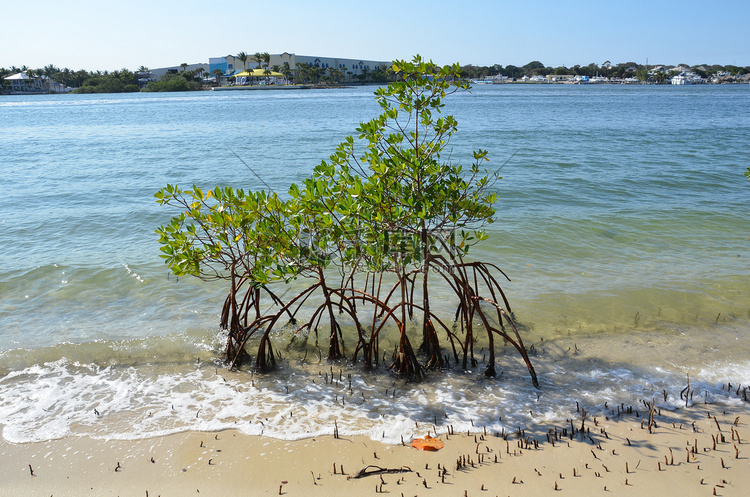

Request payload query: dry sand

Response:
[2,403,749,496]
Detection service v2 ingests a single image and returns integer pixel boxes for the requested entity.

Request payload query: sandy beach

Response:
[3,400,748,497]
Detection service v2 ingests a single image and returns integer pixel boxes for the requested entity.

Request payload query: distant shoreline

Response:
[211,84,314,91]
[3,80,748,96]
[210,84,363,91]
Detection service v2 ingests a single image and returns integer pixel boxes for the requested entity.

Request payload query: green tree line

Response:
[460,60,750,81]
[0,64,206,93]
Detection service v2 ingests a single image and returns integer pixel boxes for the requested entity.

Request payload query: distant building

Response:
[274,52,390,76]
[523,75,547,83]
[3,72,71,94]
[209,52,391,82]
[137,71,156,88]
[671,74,688,85]
[670,72,704,85]
[209,55,252,78]
[546,74,575,82]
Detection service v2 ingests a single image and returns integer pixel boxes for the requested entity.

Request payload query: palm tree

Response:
[261,52,271,84]
[43,64,59,91]
[282,62,293,83]
[327,66,344,84]
[310,65,323,84]
[247,52,269,83]
[73,70,88,87]
[237,51,248,71]
[295,62,309,84]
[180,63,188,72]
[60,67,73,87]
[25,69,41,91]
[213,68,223,86]
[252,52,264,70]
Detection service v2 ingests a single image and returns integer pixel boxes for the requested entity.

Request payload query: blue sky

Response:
[3,0,748,71]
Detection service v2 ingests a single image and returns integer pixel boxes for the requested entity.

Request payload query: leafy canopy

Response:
[157,55,500,286]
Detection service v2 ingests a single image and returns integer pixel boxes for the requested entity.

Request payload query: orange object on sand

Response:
[410,434,445,451]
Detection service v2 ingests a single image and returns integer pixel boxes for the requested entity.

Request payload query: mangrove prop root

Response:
[216,254,537,386]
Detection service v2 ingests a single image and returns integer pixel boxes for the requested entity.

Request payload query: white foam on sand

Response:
[2,350,748,445]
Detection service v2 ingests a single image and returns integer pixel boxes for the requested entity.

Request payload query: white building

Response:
[546,74,575,82]
[671,74,689,85]
[3,72,72,94]
[670,72,704,85]
[274,52,390,77]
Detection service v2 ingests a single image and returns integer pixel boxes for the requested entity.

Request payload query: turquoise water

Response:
[1,85,749,443]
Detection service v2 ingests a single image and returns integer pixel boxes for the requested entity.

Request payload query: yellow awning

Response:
[235,69,284,77]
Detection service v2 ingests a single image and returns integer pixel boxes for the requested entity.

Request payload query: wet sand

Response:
[2,403,748,496]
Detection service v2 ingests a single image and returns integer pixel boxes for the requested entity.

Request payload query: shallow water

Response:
[1,84,749,443]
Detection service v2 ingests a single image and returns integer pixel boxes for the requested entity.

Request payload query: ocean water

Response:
[1,84,749,444]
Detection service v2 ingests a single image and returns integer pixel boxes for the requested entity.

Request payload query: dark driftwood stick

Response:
[347,465,413,480]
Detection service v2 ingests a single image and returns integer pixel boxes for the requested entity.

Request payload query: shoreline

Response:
[4,81,748,97]
[3,401,748,496]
